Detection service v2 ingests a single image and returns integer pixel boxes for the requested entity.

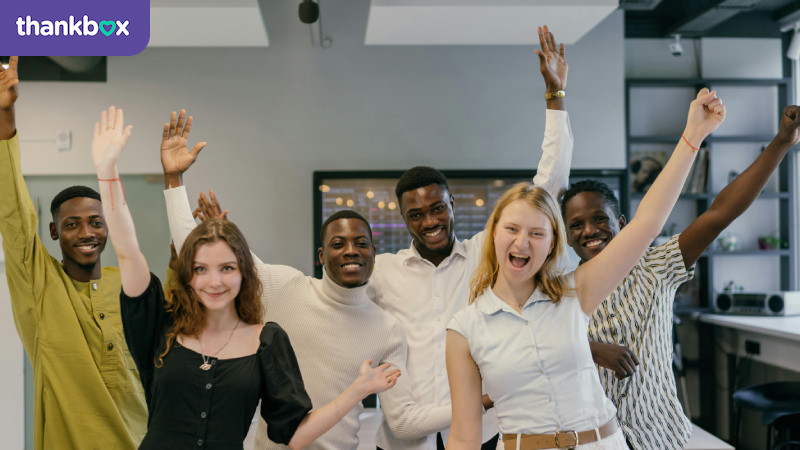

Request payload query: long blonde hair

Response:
[469,182,570,304]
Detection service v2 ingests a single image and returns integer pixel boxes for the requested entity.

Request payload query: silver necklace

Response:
[198,319,240,371]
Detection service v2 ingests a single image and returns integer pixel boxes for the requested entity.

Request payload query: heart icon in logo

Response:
[99,21,117,36]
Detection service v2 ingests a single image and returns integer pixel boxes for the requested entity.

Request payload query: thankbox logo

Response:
[17,16,130,37]
[2,0,149,56]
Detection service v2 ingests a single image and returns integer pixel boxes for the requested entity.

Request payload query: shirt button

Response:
[200,412,207,419]
[107,342,114,350]
[205,383,212,390]
[197,439,204,446]
[92,283,98,290]
[99,312,105,319]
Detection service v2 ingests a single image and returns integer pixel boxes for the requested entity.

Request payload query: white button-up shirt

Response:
[448,276,617,435]
[368,109,573,449]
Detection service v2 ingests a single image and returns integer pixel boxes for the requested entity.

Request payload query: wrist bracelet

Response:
[681,134,701,152]
[545,90,565,100]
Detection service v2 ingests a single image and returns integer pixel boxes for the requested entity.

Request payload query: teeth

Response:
[423,229,442,237]
[585,239,604,248]
[510,253,530,259]
[342,264,360,269]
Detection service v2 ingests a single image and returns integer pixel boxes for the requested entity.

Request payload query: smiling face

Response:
[49,197,108,277]
[400,183,455,261]
[562,191,626,263]
[492,199,554,293]
[319,218,376,288]
[189,240,242,313]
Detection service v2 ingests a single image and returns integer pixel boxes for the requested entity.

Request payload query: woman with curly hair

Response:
[90,105,400,450]
[445,88,725,450]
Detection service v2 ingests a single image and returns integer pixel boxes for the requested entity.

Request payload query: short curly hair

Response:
[320,210,372,243]
[395,166,449,206]
[50,186,101,217]
[560,180,621,218]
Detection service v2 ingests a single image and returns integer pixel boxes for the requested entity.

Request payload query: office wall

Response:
[13,5,625,276]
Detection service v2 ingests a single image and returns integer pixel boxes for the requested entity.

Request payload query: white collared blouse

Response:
[448,273,617,435]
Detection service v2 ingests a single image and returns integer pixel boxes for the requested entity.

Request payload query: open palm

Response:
[161,109,206,175]
[92,106,132,170]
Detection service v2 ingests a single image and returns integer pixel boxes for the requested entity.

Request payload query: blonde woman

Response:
[445,88,725,450]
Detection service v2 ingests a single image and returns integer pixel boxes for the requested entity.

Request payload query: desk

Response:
[699,314,800,373]
[696,314,800,442]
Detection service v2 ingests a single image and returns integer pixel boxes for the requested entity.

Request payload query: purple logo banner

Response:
[1,0,149,56]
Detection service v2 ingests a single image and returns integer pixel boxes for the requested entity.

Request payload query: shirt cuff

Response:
[545,109,571,133]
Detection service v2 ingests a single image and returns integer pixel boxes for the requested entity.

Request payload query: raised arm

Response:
[160,109,208,252]
[574,89,725,314]
[0,57,18,140]
[91,106,150,296]
[531,26,573,199]
[0,56,44,352]
[287,359,400,450]
[161,109,206,189]
[378,322,451,440]
[445,330,483,450]
[679,105,800,267]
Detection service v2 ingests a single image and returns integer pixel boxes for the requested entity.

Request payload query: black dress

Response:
[121,274,313,450]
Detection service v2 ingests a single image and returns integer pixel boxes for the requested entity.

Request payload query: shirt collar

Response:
[403,237,467,266]
[475,284,554,316]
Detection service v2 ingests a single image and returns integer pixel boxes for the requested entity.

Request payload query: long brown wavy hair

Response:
[469,182,571,304]
[157,219,264,366]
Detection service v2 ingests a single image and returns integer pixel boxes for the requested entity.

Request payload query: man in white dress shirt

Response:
[368,26,574,450]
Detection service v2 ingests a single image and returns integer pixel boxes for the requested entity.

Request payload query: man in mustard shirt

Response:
[0,57,147,449]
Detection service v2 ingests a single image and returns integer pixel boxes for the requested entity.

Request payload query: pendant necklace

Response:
[198,319,240,371]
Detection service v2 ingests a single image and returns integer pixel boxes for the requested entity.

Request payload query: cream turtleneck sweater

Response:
[255,269,451,450]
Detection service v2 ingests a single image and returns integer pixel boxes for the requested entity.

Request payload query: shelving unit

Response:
[625,77,796,433]
[625,78,796,313]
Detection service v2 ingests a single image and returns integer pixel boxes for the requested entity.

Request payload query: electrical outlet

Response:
[745,340,760,355]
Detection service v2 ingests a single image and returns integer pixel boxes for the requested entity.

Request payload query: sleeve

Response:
[446,312,468,339]
[163,186,302,304]
[0,134,51,352]
[120,272,169,398]
[163,185,199,254]
[258,322,313,445]
[644,234,694,288]
[532,109,573,199]
[377,321,451,440]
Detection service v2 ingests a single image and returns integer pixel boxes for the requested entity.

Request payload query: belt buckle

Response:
[554,430,579,449]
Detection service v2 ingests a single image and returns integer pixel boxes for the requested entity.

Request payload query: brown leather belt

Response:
[500,419,618,449]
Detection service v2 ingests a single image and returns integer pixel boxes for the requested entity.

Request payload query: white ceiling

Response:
[148,0,269,47]
[145,0,618,48]
[365,0,619,45]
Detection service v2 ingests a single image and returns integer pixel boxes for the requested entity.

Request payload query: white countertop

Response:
[699,314,800,341]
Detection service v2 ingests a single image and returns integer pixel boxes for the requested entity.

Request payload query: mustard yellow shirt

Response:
[0,134,147,450]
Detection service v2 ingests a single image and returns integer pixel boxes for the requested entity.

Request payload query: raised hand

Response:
[776,105,800,147]
[684,88,725,143]
[356,359,401,395]
[0,56,19,110]
[92,106,132,172]
[160,109,206,176]
[534,25,567,92]
[590,341,640,380]
[193,190,229,222]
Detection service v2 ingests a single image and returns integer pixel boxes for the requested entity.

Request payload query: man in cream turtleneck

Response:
[160,110,451,449]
